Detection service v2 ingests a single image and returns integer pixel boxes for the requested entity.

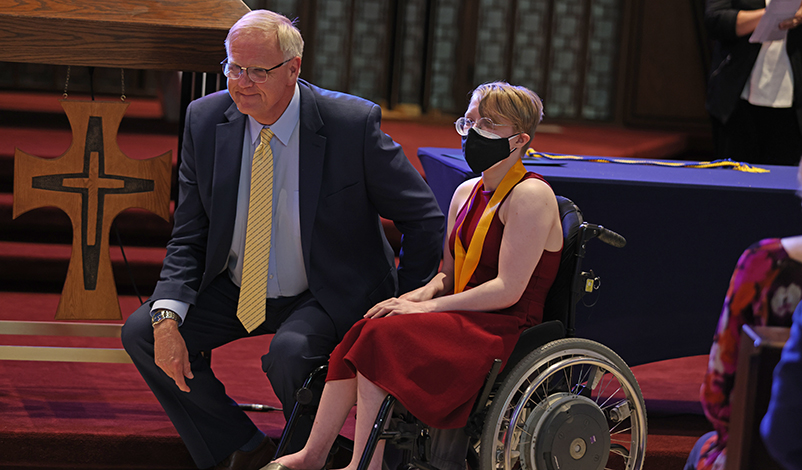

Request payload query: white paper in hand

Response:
[750,0,799,43]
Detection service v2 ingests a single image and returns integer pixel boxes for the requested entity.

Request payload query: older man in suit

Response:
[122,9,444,470]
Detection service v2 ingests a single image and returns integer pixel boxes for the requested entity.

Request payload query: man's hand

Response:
[153,320,193,392]
[780,2,802,30]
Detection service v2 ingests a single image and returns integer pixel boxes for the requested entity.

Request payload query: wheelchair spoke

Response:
[594,371,615,401]
[601,397,628,411]
[596,385,623,410]
[610,428,633,440]
[609,419,624,435]
[568,363,590,395]
[515,427,534,443]
[609,418,631,437]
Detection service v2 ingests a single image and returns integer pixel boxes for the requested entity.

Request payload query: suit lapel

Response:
[298,81,326,271]
[207,102,246,280]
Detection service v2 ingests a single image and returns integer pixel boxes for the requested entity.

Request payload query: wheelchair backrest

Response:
[541,196,584,331]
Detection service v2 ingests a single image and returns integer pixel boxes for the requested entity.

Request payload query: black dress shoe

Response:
[214,435,278,470]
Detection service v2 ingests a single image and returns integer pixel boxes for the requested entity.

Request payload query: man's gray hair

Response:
[226,10,304,60]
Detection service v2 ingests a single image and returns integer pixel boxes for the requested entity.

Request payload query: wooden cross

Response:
[13,100,171,320]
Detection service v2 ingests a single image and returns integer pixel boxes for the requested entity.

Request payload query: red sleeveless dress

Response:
[326,172,562,429]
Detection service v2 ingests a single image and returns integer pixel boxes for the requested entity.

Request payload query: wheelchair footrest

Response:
[382,420,423,448]
[381,416,434,467]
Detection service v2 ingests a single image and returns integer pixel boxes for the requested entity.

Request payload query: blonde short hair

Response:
[471,82,544,147]
[226,10,304,60]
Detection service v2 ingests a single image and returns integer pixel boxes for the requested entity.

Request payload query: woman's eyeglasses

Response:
[454,116,512,139]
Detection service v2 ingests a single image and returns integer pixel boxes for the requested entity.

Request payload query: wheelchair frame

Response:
[275,196,647,470]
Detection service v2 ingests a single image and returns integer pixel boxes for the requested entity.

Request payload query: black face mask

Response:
[461,127,519,174]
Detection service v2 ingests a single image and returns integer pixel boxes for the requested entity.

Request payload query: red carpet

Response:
[0,298,710,470]
[1,293,284,469]
[0,290,712,470]
[0,91,707,469]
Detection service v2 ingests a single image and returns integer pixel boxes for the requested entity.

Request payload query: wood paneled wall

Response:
[618,0,710,130]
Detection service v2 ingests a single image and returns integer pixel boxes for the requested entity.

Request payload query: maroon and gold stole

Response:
[453,159,527,294]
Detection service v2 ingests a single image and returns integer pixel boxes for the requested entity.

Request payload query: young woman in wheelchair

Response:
[263,82,563,470]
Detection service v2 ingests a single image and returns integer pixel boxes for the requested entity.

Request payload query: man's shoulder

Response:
[299,79,376,115]
[188,90,235,115]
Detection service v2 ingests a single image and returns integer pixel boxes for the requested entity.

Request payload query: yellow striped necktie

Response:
[237,127,275,332]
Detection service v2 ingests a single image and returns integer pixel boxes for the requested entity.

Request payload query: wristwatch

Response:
[151,308,180,327]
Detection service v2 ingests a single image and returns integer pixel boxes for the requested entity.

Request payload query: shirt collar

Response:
[248,82,301,147]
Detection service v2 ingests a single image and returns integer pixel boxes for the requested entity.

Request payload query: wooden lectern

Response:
[0,0,250,72]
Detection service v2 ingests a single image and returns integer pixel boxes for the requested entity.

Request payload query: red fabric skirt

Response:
[326,309,521,429]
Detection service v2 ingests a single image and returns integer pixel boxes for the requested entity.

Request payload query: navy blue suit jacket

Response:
[152,80,444,337]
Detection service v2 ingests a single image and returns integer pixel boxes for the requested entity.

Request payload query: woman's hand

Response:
[398,272,450,303]
[364,297,431,319]
[399,288,431,303]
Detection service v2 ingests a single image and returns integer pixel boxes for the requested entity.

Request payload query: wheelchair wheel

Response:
[479,338,647,470]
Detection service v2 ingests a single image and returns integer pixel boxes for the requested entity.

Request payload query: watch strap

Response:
[151,309,180,327]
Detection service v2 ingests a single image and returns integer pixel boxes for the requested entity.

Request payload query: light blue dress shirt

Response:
[153,84,306,323]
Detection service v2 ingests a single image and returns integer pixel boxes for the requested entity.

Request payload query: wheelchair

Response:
[274,196,647,470]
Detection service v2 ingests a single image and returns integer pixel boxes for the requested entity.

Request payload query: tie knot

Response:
[260,127,274,145]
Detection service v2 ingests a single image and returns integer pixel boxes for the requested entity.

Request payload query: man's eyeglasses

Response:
[455,116,513,139]
[221,58,291,83]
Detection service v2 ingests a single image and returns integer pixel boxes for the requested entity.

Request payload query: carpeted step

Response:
[633,354,706,415]
[0,291,710,470]
[0,292,283,470]
[0,193,174,246]
[0,205,400,257]
[0,90,179,136]
[644,412,712,470]
[0,126,179,193]
[632,355,712,469]
[0,433,195,470]
[0,232,403,295]
[0,240,165,294]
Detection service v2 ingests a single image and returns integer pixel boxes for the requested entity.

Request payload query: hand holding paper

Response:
[779,1,802,29]
[750,0,801,43]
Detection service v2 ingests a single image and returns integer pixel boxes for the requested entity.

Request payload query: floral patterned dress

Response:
[694,238,802,470]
